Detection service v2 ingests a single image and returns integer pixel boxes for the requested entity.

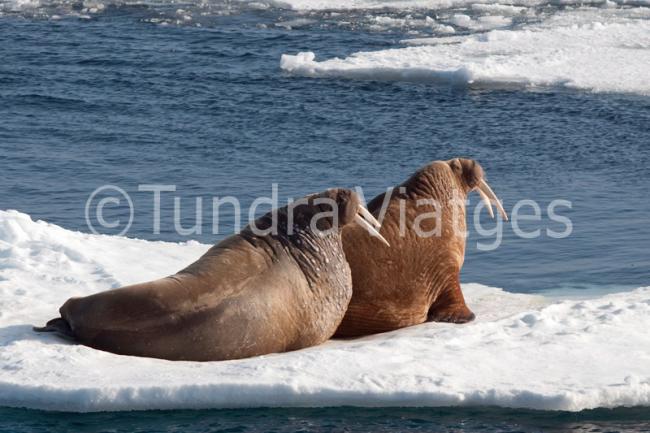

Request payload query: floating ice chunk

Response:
[437,24,456,33]
[450,13,472,27]
[471,3,528,15]
[247,2,271,9]
[476,15,513,28]
[281,8,650,94]
[281,50,476,84]
[365,14,459,32]
[281,51,317,72]
[401,35,467,45]
[275,18,316,29]
[447,13,512,30]
[1,209,650,412]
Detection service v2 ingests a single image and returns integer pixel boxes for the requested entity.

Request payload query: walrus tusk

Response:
[476,188,495,219]
[478,179,508,221]
[355,213,390,247]
[357,205,382,229]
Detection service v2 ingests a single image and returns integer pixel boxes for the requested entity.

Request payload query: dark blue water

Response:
[2,406,650,433]
[1,1,650,430]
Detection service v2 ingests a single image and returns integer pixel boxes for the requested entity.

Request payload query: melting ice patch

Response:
[1,210,650,412]
[281,8,650,94]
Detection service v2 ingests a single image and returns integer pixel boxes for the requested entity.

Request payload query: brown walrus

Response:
[335,158,507,337]
[34,188,388,361]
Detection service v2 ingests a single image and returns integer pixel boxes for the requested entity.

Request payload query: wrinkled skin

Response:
[39,189,361,361]
[336,159,484,337]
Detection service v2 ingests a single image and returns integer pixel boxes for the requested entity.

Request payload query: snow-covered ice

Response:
[281,7,650,95]
[1,210,650,412]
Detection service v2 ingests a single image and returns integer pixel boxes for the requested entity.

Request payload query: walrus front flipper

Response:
[427,282,476,324]
[33,317,75,340]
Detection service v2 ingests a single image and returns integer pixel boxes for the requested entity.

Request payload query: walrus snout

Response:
[448,158,483,189]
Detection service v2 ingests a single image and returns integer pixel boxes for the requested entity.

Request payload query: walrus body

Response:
[36,189,386,361]
[336,159,507,337]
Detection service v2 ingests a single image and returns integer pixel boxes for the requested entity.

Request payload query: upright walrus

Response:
[336,158,507,337]
[35,189,388,361]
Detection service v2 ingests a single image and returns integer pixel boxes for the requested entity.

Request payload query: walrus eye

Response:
[354,205,390,247]
[476,179,508,221]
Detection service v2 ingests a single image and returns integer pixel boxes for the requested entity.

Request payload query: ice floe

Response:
[281,7,650,94]
[1,210,650,412]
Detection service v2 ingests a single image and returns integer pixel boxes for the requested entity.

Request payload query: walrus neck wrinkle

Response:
[247,219,338,292]
[241,212,344,293]
[407,170,458,203]
[401,170,467,304]
[285,229,340,292]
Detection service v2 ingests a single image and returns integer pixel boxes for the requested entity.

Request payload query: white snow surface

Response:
[1,209,650,412]
[281,7,650,94]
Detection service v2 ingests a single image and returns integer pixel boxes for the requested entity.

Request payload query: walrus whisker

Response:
[479,179,508,221]
[354,214,390,246]
[476,188,495,219]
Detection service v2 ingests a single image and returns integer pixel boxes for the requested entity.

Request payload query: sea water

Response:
[1,0,649,430]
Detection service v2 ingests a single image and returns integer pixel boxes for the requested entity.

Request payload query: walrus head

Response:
[289,188,390,245]
[447,158,508,220]
[400,158,507,222]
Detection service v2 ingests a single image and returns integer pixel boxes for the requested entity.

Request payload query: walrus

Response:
[34,188,388,361]
[335,158,507,337]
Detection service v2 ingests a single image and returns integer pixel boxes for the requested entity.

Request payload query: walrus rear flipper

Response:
[33,317,75,340]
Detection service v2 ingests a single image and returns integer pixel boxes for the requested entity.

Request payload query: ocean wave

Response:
[0,209,649,412]
[281,7,650,95]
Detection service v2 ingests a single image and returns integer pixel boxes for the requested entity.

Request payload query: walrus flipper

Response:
[33,317,75,340]
[427,282,476,324]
